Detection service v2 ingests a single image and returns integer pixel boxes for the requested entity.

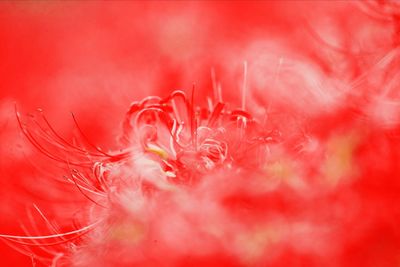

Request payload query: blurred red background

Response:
[1,2,400,266]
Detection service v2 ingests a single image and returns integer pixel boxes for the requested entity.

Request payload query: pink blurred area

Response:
[1,1,400,266]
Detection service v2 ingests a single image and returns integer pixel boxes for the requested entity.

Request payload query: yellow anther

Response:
[110,222,145,244]
[145,143,169,160]
[322,132,361,186]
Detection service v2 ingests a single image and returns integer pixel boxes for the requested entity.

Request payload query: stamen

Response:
[242,61,248,111]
